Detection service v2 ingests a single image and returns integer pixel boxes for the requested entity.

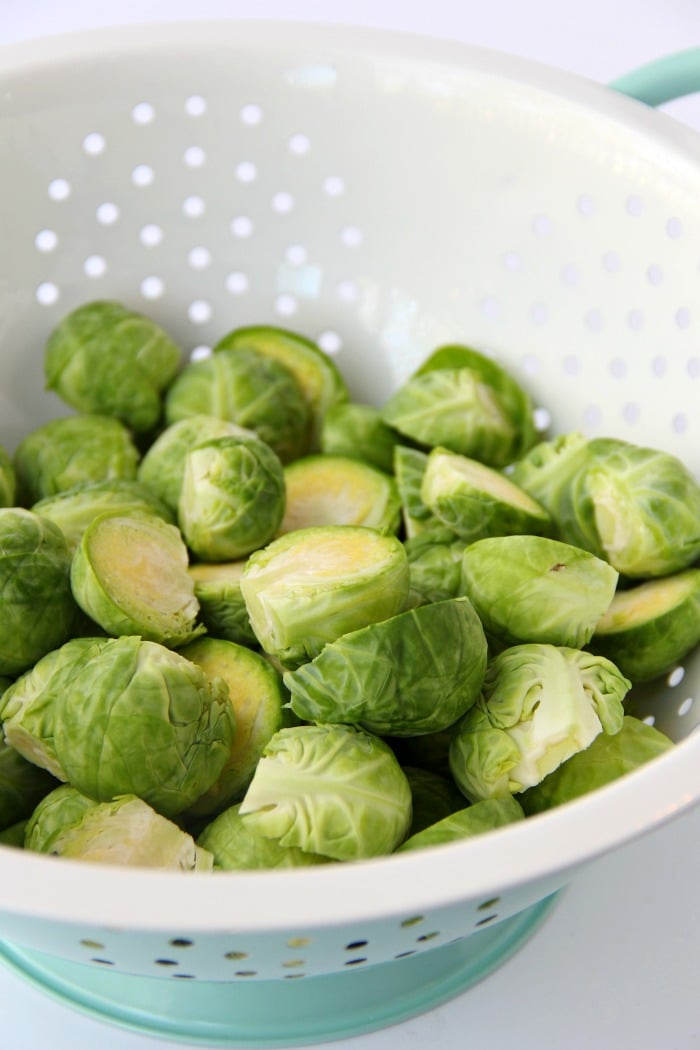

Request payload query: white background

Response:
[1,2,699,1048]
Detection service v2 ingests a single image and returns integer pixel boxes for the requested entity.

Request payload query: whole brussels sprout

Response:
[164,346,310,463]
[12,414,139,504]
[44,300,181,432]
[197,802,329,870]
[0,509,82,676]
[398,796,525,852]
[0,445,16,507]
[24,783,99,853]
[320,401,399,473]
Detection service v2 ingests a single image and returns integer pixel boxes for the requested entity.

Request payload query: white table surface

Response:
[1,2,699,1048]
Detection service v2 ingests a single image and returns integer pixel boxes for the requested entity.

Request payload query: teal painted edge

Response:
[0,893,560,1049]
[611,47,700,106]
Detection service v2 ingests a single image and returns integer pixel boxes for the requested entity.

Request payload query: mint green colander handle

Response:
[611,47,700,105]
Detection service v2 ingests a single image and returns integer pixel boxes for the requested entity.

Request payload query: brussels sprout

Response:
[164,346,310,463]
[449,644,630,801]
[421,447,551,542]
[0,445,16,507]
[510,433,700,577]
[279,455,401,536]
[197,802,329,869]
[381,344,535,468]
[0,738,57,831]
[402,766,466,836]
[240,526,410,669]
[33,479,174,554]
[520,716,674,814]
[24,783,99,853]
[51,636,235,817]
[461,536,619,649]
[239,724,412,861]
[181,637,286,816]
[213,325,349,451]
[398,796,525,852]
[137,415,256,514]
[71,514,203,647]
[404,531,466,608]
[590,569,700,683]
[320,402,399,473]
[44,300,181,432]
[0,820,27,847]
[12,414,139,504]
[286,597,487,736]
[393,445,458,540]
[188,561,257,647]
[178,435,286,562]
[39,794,213,870]
[0,637,110,777]
[389,730,454,777]
[0,509,81,676]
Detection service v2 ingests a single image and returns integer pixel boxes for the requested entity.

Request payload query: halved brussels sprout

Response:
[44,300,181,433]
[510,433,700,577]
[393,445,453,539]
[213,325,349,452]
[71,513,203,646]
[240,526,410,669]
[0,509,81,676]
[404,531,466,608]
[38,794,213,870]
[520,716,674,814]
[449,644,629,801]
[0,446,16,507]
[51,636,235,817]
[187,561,257,647]
[24,783,99,853]
[320,402,399,474]
[285,597,487,736]
[397,796,525,852]
[181,637,286,816]
[590,569,700,682]
[178,435,286,561]
[164,346,310,463]
[0,738,57,831]
[33,479,174,554]
[279,454,401,536]
[12,414,140,504]
[461,536,619,649]
[402,766,466,836]
[421,447,551,542]
[239,724,412,861]
[137,415,256,514]
[197,802,329,869]
[382,344,535,468]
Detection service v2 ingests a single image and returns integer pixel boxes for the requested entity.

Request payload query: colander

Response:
[0,20,699,1048]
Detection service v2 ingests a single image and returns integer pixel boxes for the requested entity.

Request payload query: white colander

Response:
[0,20,698,1047]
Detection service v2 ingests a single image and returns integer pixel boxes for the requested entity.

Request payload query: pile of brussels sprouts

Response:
[0,300,698,870]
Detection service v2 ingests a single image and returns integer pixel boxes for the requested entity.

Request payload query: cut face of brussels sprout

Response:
[45,794,213,870]
[181,637,286,816]
[590,569,700,682]
[188,561,257,647]
[137,415,256,514]
[239,724,412,861]
[213,325,349,452]
[0,445,16,507]
[285,597,487,736]
[0,509,81,677]
[461,535,619,649]
[421,448,551,542]
[320,402,399,474]
[449,644,629,801]
[52,636,235,817]
[33,479,174,554]
[178,435,286,562]
[0,738,57,831]
[520,716,674,814]
[279,454,401,536]
[398,796,525,852]
[197,802,329,869]
[71,514,203,646]
[241,526,410,668]
[24,783,99,853]
[12,414,140,504]
[164,346,311,463]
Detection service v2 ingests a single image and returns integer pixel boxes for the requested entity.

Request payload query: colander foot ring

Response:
[0,892,559,1047]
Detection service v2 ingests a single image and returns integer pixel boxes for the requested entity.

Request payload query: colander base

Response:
[0,893,559,1047]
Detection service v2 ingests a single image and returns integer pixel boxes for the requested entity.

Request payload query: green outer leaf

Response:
[24,783,99,853]
[393,445,454,539]
[398,796,525,852]
[197,802,328,869]
[320,402,399,473]
[404,532,465,608]
[402,766,466,836]
[188,561,257,647]
[239,724,412,861]
[285,597,487,736]
[0,445,16,507]
[0,738,58,831]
